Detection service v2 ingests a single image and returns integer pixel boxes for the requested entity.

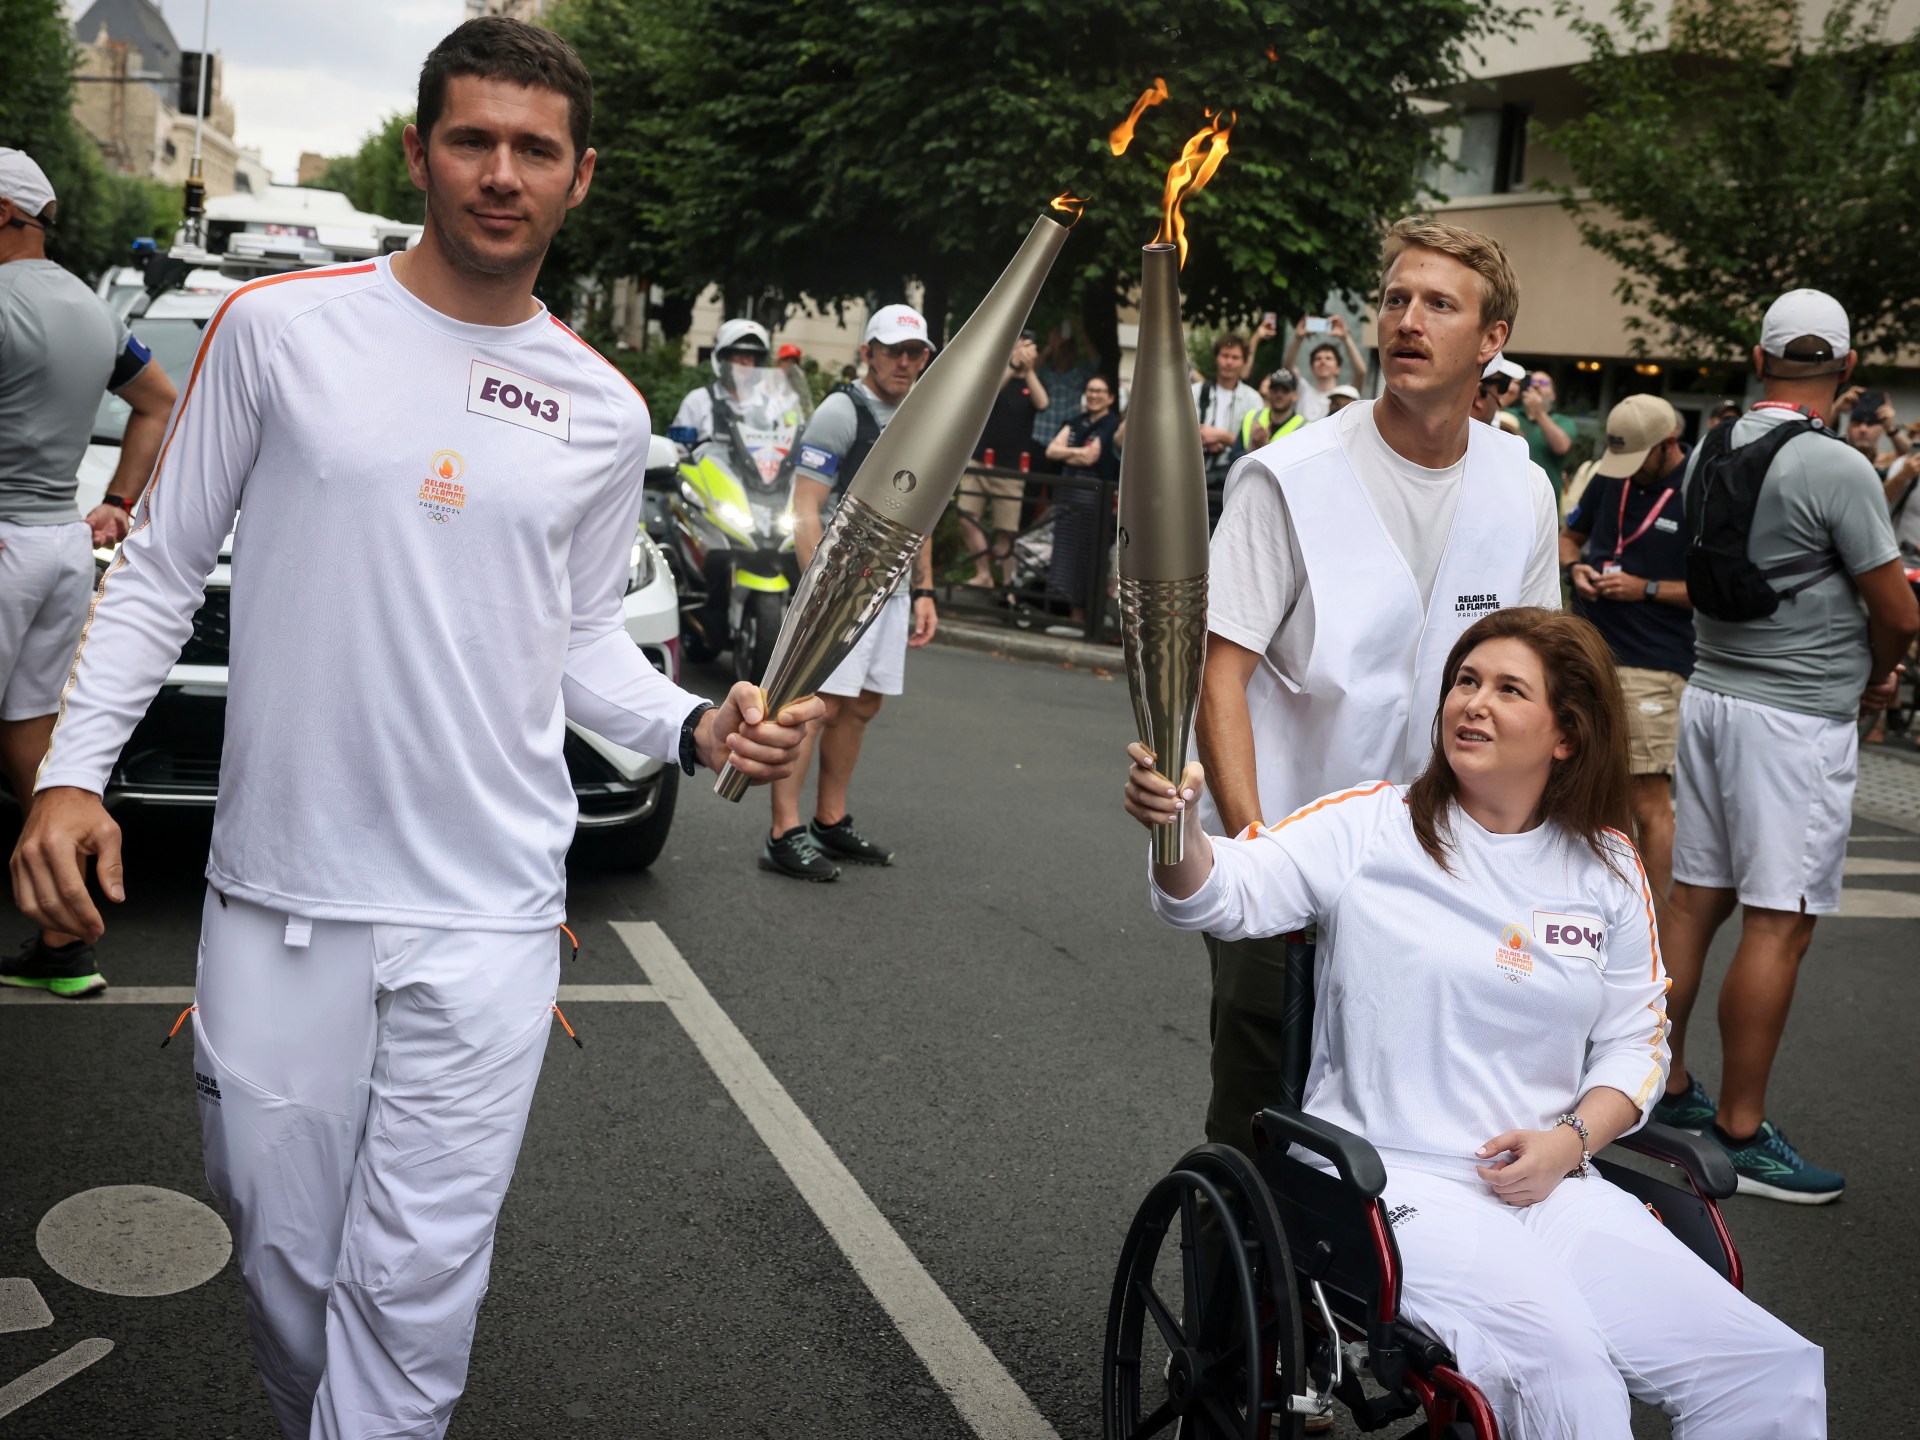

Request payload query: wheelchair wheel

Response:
[1103,1145,1306,1440]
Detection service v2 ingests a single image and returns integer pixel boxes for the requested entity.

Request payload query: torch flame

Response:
[1108,77,1169,156]
[1050,191,1088,226]
[1155,110,1233,267]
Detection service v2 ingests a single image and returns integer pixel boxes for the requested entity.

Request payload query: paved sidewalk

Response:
[1857,744,1920,833]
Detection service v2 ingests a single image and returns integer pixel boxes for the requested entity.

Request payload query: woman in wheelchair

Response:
[1126,607,1823,1439]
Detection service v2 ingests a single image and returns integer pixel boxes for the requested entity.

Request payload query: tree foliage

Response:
[1544,0,1920,360]
[541,0,1512,351]
[310,113,425,226]
[0,0,182,281]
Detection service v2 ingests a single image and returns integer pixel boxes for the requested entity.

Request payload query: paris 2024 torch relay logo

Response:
[1494,922,1533,983]
[418,450,466,525]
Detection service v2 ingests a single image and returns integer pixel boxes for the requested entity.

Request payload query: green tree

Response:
[311,112,425,225]
[1543,0,1920,360]
[547,0,1513,355]
[0,0,179,281]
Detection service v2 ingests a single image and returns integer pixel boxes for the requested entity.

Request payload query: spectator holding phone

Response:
[1284,313,1370,421]
[1508,370,1581,503]
[1193,334,1263,518]
[1842,387,1910,477]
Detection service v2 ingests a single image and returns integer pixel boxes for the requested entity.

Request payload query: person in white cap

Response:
[760,302,938,880]
[1470,352,1525,427]
[1658,288,1919,1202]
[1560,393,1692,908]
[0,147,178,999]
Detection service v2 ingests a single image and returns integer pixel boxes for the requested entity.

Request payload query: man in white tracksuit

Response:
[1196,218,1563,1158]
[11,20,818,1439]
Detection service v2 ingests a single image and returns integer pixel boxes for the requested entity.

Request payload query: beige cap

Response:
[1593,393,1680,478]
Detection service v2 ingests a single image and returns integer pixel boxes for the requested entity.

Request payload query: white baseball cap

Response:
[865,303,931,348]
[1482,353,1526,383]
[1760,289,1849,359]
[0,149,56,218]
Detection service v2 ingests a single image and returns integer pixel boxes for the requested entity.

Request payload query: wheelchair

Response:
[1102,938,1742,1439]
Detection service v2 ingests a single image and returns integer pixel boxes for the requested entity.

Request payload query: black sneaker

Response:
[809,814,893,866]
[1,935,107,998]
[760,826,840,882]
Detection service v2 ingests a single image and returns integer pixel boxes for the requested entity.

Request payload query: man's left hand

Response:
[1591,569,1646,601]
[909,596,938,648]
[1521,386,1547,421]
[695,682,825,782]
[86,504,131,549]
[1862,666,1903,714]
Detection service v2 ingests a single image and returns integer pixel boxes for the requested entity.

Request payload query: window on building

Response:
[234,172,252,193]
[163,139,177,163]
[1423,104,1531,199]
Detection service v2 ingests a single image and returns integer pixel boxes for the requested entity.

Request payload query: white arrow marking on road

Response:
[0,1338,113,1420]
[613,920,1061,1440]
[0,984,662,1007]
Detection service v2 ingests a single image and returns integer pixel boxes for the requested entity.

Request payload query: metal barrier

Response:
[941,462,1118,645]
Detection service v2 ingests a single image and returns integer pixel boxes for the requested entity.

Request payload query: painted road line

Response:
[613,920,1059,1440]
[1837,889,1920,919]
[0,1279,51,1334]
[1,984,661,1007]
[0,1338,113,1421]
[1842,856,1920,876]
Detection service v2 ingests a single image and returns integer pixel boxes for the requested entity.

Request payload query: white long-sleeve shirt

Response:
[40,257,704,931]
[1153,784,1670,1181]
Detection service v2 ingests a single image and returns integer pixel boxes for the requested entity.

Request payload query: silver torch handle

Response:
[1120,573,1208,865]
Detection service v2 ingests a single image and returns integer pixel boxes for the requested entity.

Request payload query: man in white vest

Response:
[1196,218,1563,1156]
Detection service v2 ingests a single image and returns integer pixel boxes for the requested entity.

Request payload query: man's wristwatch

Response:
[1554,1113,1592,1179]
[910,587,936,601]
[1644,579,1660,601]
[678,701,717,776]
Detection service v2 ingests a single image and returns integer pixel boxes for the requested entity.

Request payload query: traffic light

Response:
[179,52,215,117]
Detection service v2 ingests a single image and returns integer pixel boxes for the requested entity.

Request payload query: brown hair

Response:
[1214,332,1249,359]
[1405,607,1633,875]
[417,17,594,163]
[1380,217,1520,333]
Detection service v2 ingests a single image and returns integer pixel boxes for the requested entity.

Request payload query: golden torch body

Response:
[1117,244,1210,863]
[713,215,1071,800]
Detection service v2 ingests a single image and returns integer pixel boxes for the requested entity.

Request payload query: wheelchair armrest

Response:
[1607,1121,1737,1200]
[1252,1106,1389,1199]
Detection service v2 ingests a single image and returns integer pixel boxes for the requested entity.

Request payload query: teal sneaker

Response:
[1713,1120,1845,1204]
[1652,1073,1717,1133]
[1,935,106,998]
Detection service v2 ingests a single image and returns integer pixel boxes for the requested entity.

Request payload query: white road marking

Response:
[1837,889,1920,919]
[36,1186,230,1297]
[0,1338,113,1420]
[614,921,1059,1440]
[1843,856,1920,876]
[0,1278,51,1333]
[0,984,661,1007]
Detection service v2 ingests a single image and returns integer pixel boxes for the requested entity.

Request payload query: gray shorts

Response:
[0,519,93,722]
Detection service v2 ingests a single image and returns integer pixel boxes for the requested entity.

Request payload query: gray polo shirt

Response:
[0,258,132,524]
[794,383,902,491]
[1684,407,1900,721]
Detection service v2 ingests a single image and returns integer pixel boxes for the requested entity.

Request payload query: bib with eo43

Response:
[1684,412,1845,621]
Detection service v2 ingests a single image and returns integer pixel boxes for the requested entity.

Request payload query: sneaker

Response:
[1,935,107,998]
[809,814,894,866]
[1712,1120,1845,1204]
[1652,1073,1717,1134]
[759,827,840,882]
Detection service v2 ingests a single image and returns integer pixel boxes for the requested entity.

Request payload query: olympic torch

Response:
[1117,107,1231,863]
[713,210,1076,800]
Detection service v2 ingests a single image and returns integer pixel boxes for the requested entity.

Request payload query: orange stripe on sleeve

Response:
[549,315,649,412]
[1603,826,1664,983]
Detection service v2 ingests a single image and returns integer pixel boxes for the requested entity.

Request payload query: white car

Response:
[82,298,686,871]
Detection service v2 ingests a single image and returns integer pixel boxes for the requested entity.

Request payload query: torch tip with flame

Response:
[1049,192,1089,226]
[1155,110,1234,267]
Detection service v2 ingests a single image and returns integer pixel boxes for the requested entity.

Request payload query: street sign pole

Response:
[184,0,212,246]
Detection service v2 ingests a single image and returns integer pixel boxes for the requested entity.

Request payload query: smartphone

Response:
[1262,310,1277,330]
[1303,316,1332,333]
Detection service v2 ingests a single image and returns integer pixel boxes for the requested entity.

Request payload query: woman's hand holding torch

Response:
[1124,742,1213,899]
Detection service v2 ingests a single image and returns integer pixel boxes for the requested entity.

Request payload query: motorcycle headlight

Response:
[718,502,754,536]
[627,536,659,594]
[777,511,795,536]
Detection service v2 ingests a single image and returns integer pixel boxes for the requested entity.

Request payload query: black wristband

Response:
[99,494,135,514]
[678,701,716,776]
[910,587,936,601]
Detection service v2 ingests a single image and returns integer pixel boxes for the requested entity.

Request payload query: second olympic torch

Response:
[713,213,1072,800]
[1118,241,1210,864]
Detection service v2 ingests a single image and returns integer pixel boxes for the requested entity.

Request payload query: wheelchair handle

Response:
[1251,1106,1389,1199]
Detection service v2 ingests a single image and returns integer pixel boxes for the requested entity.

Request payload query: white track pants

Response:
[191,888,560,1440]
[1383,1163,1825,1439]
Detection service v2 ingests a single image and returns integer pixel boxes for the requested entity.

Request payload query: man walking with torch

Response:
[1196,220,1563,1156]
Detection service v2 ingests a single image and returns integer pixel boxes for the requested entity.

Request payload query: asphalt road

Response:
[2,644,1916,1438]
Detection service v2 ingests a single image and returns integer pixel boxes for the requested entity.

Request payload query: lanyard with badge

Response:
[1602,479,1675,574]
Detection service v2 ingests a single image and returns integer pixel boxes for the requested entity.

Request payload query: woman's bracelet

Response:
[1554,1113,1592,1179]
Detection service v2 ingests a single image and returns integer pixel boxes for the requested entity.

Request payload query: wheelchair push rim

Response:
[1103,1145,1306,1440]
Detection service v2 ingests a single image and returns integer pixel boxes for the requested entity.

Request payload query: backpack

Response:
[826,381,883,502]
[1683,414,1844,622]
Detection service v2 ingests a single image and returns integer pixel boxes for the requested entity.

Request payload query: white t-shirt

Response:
[1295,385,1330,424]
[1209,400,1561,687]
[1191,377,1262,439]
[1153,784,1670,1180]
[670,384,716,444]
[40,256,704,931]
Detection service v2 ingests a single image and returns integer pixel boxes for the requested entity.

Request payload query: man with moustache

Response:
[1195,219,1562,1160]
[12,18,819,1438]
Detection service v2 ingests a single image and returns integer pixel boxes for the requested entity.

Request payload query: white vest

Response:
[1202,417,1534,833]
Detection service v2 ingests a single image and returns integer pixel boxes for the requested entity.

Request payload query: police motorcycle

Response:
[657,321,811,682]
